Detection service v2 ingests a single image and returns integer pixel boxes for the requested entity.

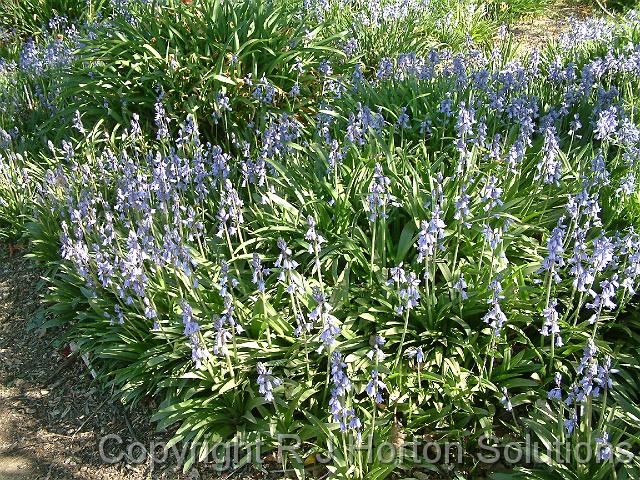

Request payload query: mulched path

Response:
[510,0,595,51]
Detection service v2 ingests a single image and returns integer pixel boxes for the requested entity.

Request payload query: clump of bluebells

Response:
[2,5,640,479]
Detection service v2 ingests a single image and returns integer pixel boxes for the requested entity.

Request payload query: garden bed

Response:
[1,1,640,479]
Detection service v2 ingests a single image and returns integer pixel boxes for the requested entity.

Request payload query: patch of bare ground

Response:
[510,0,595,52]
[0,248,268,480]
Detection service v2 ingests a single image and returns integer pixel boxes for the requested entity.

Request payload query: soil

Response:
[510,0,595,52]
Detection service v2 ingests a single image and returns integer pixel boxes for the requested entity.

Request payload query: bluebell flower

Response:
[154,89,170,140]
[541,298,562,346]
[487,133,502,162]
[62,140,74,160]
[398,272,421,314]
[569,113,582,138]
[590,150,610,187]
[475,117,488,148]
[566,341,602,405]
[591,234,616,273]
[366,335,386,362]
[568,227,594,292]
[396,107,410,129]
[216,179,244,238]
[616,118,640,145]
[586,275,619,318]
[213,316,232,356]
[0,128,12,150]
[548,372,563,400]
[342,38,359,57]
[506,139,525,174]
[330,351,351,396]
[319,60,332,76]
[456,102,475,138]
[305,215,326,253]
[387,263,406,285]
[500,387,512,411]
[483,301,508,337]
[294,313,313,338]
[483,278,508,336]
[376,57,393,80]
[328,351,361,436]
[406,346,424,363]
[72,110,85,134]
[212,91,232,124]
[564,411,577,434]
[622,244,640,295]
[366,163,395,222]
[595,432,612,461]
[616,172,636,198]
[596,355,618,391]
[181,301,197,334]
[259,113,302,161]
[351,63,365,89]
[577,338,598,376]
[537,126,562,186]
[453,274,469,300]
[540,221,566,282]
[191,340,209,370]
[256,362,282,402]
[387,264,420,314]
[252,74,277,104]
[221,293,243,334]
[181,300,209,368]
[293,56,304,74]
[289,82,301,97]
[454,184,471,228]
[420,118,432,136]
[144,297,157,319]
[481,175,503,212]
[275,238,299,293]
[310,288,341,353]
[489,277,505,303]
[417,206,446,262]
[114,305,124,325]
[346,103,384,145]
[595,106,618,141]
[438,94,453,117]
[365,370,387,404]
[560,17,614,49]
[251,253,270,293]
[482,224,502,251]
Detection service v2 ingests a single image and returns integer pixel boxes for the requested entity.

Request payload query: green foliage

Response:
[0,0,103,37]
[488,0,551,25]
[1,1,640,479]
[63,0,346,141]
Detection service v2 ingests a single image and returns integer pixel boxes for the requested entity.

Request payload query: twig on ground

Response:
[41,352,78,386]
[71,396,111,439]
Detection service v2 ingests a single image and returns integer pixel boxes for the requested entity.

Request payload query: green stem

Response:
[597,388,609,434]
[370,220,377,286]
[225,349,235,378]
[395,309,410,369]
[291,292,310,379]
[260,291,273,348]
[424,258,432,324]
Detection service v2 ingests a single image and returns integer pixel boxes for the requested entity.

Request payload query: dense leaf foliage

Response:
[1,1,640,478]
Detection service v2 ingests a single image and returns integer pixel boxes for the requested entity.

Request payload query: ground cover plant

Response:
[1,0,640,478]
